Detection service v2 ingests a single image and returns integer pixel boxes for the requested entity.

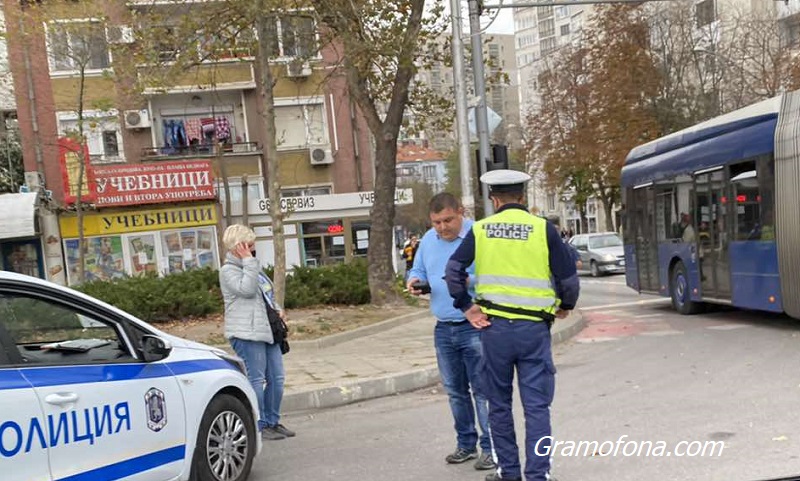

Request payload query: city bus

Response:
[620,90,800,319]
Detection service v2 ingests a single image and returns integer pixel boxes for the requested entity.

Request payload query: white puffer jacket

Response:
[219,253,274,344]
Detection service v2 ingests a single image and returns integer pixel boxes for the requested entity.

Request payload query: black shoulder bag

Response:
[266,302,290,354]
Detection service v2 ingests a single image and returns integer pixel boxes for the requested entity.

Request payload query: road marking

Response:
[580,279,628,285]
[575,337,620,343]
[706,324,750,331]
[633,314,663,319]
[640,330,684,337]
[581,299,670,311]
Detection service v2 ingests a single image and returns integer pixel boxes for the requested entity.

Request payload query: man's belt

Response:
[475,299,556,328]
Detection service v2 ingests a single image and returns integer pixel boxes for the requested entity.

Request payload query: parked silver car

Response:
[569,232,626,277]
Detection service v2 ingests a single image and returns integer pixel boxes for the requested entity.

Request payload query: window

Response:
[757,154,775,240]
[274,103,328,149]
[541,37,557,55]
[58,113,124,163]
[47,21,110,72]
[102,130,119,158]
[422,165,436,180]
[0,294,131,365]
[730,160,760,240]
[547,194,556,211]
[560,24,570,36]
[218,180,263,215]
[555,6,568,18]
[539,19,556,38]
[696,0,716,28]
[281,186,331,197]
[267,15,317,59]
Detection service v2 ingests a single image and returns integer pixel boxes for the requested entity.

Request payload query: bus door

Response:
[694,169,731,299]
[633,185,659,292]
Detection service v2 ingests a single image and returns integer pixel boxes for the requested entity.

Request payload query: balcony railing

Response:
[141,142,261,160]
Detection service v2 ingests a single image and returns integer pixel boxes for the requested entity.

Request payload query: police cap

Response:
[480,169,531,194]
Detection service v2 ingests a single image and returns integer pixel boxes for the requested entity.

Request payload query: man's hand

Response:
[555,309,571,320]
[406,277,422,296]
[465,304,490,329]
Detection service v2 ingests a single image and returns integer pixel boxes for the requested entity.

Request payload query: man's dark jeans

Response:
[434,320,492,453]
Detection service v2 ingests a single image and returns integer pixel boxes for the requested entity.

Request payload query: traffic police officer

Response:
[445,169,580,481]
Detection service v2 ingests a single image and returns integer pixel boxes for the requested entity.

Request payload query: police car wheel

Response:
[190,394,256,481]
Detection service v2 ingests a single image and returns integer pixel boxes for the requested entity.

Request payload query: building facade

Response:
[3,0,378,283]
[410,33,522,153]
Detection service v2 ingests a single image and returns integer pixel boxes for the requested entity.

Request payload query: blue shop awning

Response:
[0,193,39,240]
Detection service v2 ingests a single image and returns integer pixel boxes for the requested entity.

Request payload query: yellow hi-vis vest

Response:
[473,208,557,321]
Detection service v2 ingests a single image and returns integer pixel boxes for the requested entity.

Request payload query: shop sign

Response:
[93,161,215,207]
[59,137,98,205]
[59,203,218,238]
[255,188,413,214]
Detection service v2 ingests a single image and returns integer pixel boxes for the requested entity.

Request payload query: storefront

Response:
[59,203,220,284]
[245,189,412,270]
[0,193,45,279]
[56,158,220,285]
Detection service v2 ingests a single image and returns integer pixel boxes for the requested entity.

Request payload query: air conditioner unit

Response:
[106,25,135,44]
[309,146,333,165]
[286,61,312,78]
[124,109,151,129]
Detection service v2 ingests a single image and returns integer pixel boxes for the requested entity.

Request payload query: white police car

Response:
[0,271,261,481]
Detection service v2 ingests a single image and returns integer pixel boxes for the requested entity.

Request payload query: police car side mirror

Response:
[141,335,172,362]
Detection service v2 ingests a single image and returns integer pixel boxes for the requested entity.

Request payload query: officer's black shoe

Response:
[445,447,478,464]
[484,473,521,481]
[474,452,496,470]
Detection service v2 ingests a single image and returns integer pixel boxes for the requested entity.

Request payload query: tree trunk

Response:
[255,6,286,307]
[602,198,615,232]
[367,135,401,305]
[579,206,589,234]
[218,143,232,225]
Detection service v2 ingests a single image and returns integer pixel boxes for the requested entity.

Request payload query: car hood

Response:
[592,246,624,256]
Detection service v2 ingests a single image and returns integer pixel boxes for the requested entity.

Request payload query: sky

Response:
[438,1,517,36]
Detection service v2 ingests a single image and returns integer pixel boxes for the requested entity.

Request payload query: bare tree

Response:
[309,0,449,304]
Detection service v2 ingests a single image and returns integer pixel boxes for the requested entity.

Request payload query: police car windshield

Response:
[588,234,622,249]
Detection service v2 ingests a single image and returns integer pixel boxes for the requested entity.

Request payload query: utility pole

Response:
[468,0,494,217]
[450,0,475,217]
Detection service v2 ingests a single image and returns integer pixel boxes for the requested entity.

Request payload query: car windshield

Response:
[588,234,622,249]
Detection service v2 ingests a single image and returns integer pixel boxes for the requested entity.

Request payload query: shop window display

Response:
[160,228,217,274]
[128,234,157,276]
[65,236,126,282]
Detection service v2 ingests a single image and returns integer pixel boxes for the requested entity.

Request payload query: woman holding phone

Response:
[219,224,295,441]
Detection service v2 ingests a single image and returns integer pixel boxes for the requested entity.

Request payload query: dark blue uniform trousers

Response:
[481,316,555,481]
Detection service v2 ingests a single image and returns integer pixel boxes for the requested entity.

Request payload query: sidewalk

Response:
[281,310,587,413]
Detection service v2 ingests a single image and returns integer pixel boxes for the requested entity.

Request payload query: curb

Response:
[283,310,587,414]
[289,309,430,351]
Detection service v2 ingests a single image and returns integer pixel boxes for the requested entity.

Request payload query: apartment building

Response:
[3,0,376,283]
[410,33,522,154]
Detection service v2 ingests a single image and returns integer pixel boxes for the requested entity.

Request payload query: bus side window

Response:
[730,160,759,241]
[758,154,776,241]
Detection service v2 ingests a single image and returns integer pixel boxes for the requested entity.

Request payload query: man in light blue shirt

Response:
[406,193,494,471]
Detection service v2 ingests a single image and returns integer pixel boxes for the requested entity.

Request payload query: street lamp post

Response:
[450,0,476,218]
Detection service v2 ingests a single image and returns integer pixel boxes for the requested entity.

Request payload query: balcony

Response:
[141,141,261,161]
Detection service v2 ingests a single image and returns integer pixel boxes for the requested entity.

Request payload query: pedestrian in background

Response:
[547,214,583,270]
[406,193,495,471]
[219,224,295,441]
[445,170,580,481]
[403,234,419,280]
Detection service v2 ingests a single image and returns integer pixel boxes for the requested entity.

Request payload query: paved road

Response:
[250,275,800,481]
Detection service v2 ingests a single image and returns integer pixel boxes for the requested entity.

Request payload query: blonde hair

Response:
[222,224,256,251]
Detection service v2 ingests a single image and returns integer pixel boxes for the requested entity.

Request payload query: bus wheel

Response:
[671,262,701,315]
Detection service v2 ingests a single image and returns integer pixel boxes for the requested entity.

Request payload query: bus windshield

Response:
[589,234,622,249]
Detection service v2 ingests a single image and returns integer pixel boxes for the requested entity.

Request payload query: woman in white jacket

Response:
[219,224,295,441]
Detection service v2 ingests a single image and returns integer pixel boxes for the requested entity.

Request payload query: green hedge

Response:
[75,261,372,322]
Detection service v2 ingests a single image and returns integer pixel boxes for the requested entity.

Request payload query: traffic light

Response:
[475,144,509,176]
